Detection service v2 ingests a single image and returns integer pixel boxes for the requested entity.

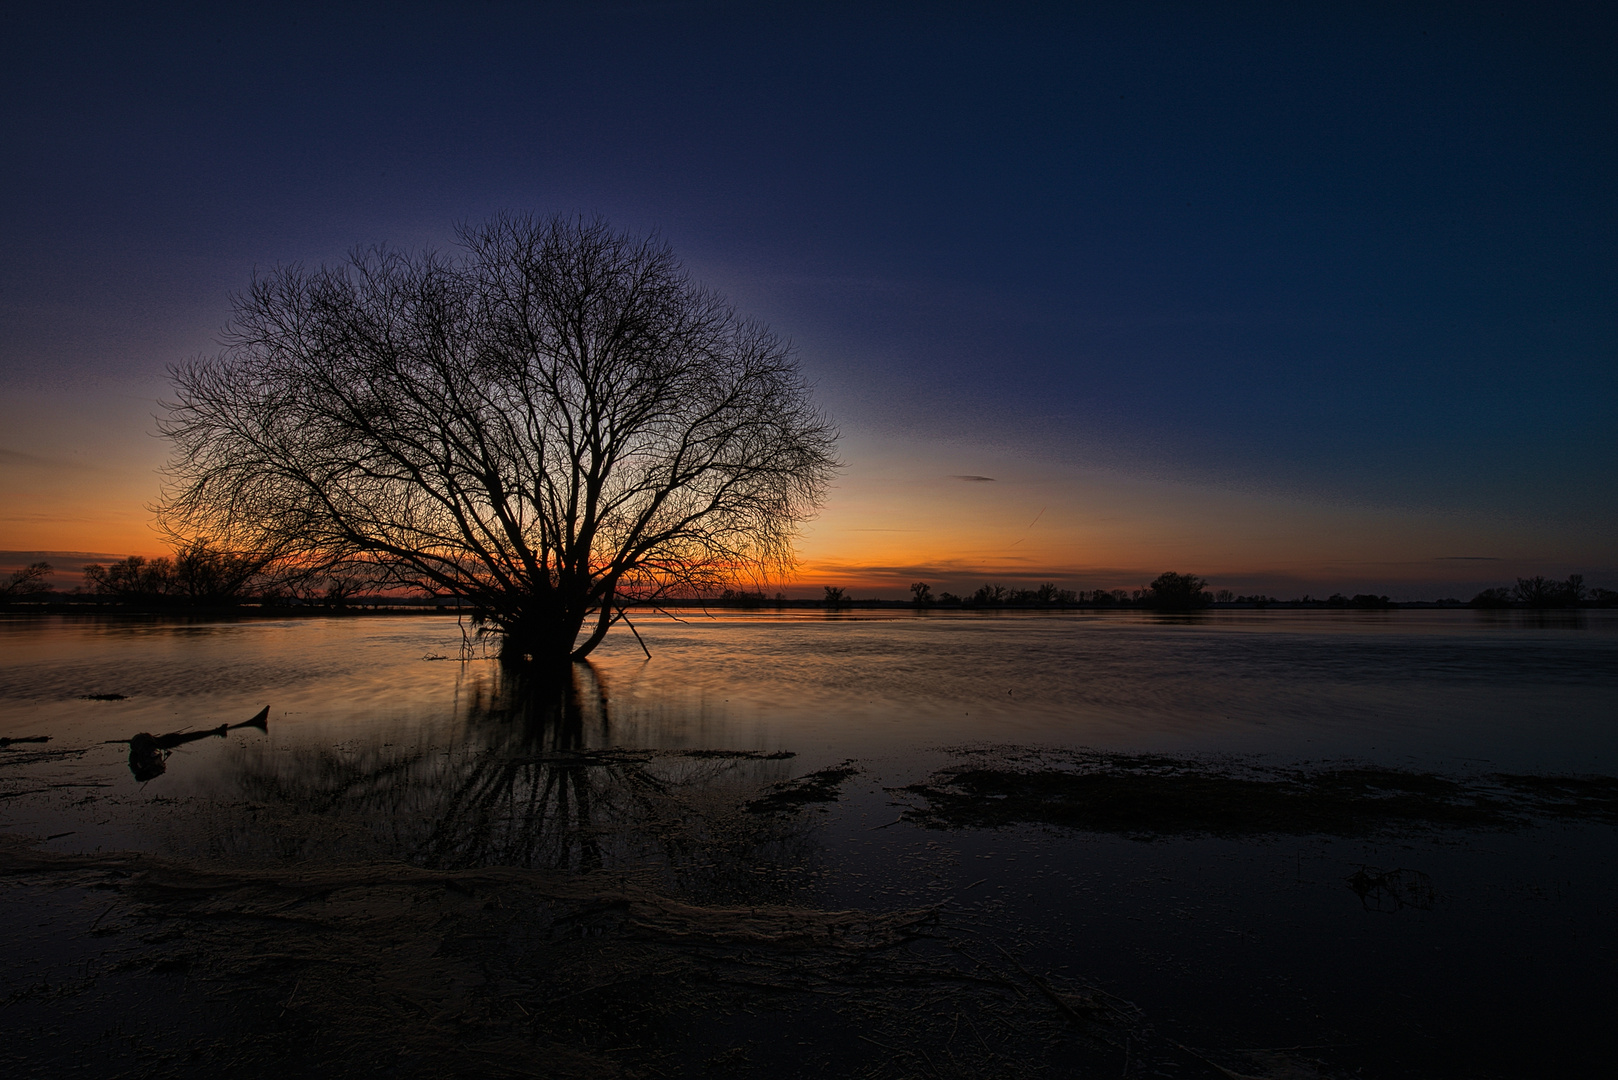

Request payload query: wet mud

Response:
[745,762,863,814]
[0,829,1365,1080]
[5,708,1616,1078]
[896,747,1618,837]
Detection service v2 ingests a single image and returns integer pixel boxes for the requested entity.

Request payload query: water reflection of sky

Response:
[3,611,1617,856]
[4,610,1617,762]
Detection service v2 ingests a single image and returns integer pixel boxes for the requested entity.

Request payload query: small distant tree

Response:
[1214,589,1234,604]
[1505,575,1588,608]
[823,585,847,608]
[83,541,282,606]
[0,561,53,602]
[84,556,176,601]
[1145,571,1211,611]
[910,581,934,606]
[169,540,277,604]
[1514,576,1556,607]
[970,584,1008,606]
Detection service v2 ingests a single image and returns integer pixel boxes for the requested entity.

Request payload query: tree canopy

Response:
[159,214,838,662]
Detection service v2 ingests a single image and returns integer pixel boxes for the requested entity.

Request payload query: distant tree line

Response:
[10,552,1613,615]
[904,572,1214,611]
[64,541,385,610]
[1469,575,1614,609]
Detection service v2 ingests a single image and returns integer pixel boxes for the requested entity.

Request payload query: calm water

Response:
[4,609,1616,765]
[3,610,1617,1078]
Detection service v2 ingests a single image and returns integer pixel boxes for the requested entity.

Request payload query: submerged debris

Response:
[896,747,1618,837]
[108,707,270,781]
[1348,866,1436,912]
[746,761,861,814]
[79,693,128,701]
[682,748,797,760]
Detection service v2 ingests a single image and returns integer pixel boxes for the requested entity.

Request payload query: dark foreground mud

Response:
[5,742,1617,1079]
[0,834,1344,1080]
[896,747,1618,836]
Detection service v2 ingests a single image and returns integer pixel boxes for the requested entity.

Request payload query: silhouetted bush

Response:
[1470,575,1595,609]
[0,561,52,602]
[1145,572,1211,611]
[83,541,282,607]
[1514,575,1585,608]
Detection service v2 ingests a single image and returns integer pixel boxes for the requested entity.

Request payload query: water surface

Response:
[3,610,1615,1078]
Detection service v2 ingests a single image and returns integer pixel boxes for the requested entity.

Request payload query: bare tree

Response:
[83,541,279,605]
[159,215,838,663]
[0,560,53,602]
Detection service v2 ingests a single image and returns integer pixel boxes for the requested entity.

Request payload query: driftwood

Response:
[105,706,269,780]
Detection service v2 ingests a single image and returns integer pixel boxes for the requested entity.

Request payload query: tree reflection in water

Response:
[205,662,820,904]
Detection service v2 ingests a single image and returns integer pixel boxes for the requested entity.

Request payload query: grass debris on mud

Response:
[0,833,1266,1080]
[895,746,1618,837]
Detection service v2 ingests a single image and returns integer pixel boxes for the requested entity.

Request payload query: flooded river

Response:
[2,610,1615,1078]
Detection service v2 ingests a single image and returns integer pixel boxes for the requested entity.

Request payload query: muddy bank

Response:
[0,834,1331,1080]
[896,747,1618,837]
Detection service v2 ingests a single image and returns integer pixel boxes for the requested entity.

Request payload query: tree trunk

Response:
[496,595,589,668]
[568,588,617,661]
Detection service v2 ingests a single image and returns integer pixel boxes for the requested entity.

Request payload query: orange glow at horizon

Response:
[2,406,1604,600]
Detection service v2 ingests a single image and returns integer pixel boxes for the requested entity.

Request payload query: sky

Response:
[2,1,1614,599]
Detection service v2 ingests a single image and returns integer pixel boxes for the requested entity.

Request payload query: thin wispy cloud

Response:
[950,475,996,482]
[0,446,105,473]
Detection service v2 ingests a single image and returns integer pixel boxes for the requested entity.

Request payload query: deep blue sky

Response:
[3,1,1614,593]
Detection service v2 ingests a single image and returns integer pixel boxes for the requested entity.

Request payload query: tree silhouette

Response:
[0,560,52,601]
[1145,571,1211,610]
[159,215,838,663]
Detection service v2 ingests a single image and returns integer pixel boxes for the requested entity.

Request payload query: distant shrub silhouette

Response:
[1145,572,1211,610]
[0,561,52,602]
[1470,575,1594,609]
[1514,575,1584,608]
[910,582,934,606]
[954,583,1078,607]
[84,555,175,601]
[84,541,279,606]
